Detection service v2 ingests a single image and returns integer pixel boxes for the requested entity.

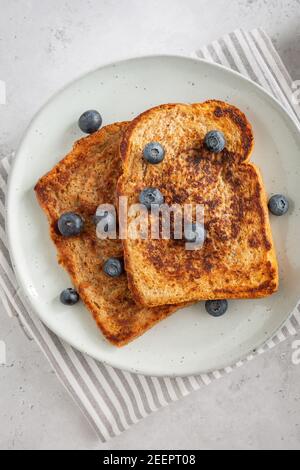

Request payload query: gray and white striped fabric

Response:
[1,28,300,442]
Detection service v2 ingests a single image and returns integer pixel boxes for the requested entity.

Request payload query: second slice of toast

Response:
[118,101,279,307]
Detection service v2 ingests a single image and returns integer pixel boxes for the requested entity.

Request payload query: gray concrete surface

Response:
[0,0,300,450]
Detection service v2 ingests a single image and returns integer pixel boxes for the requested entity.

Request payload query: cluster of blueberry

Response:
[58,209,124,306]
[59,110,289,318]
[139,131,225,249]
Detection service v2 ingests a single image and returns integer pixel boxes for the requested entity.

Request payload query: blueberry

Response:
[57,212,84,237]
[205,300,228,317]
[93,210,116,233]
[184,222,206,245]
[268,194,289,216]
[139,188,164,209]
[103,258,124,277]
[143,142,165,164]
[204,130,226,153]
[78,110,102,134]
[60,288,80,306]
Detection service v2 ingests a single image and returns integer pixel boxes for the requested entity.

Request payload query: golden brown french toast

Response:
[34,123,180,346]
[118,101,279,307]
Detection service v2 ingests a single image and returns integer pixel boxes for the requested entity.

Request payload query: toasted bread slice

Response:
[118,101,279,307]
[35,123,180,346]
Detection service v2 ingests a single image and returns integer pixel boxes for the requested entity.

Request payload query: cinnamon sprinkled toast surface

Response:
[35,123,180,347]
[118,101,279,307]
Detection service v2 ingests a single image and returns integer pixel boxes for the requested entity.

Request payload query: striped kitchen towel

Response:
[0,28,300,442]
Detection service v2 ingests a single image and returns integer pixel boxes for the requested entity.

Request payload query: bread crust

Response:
[118,101,279,307]
[35,123,180,346]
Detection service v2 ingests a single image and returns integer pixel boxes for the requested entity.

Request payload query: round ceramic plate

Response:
[7,56,300,376]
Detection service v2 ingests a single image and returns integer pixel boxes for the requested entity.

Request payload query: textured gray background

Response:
[0,0,300,450]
